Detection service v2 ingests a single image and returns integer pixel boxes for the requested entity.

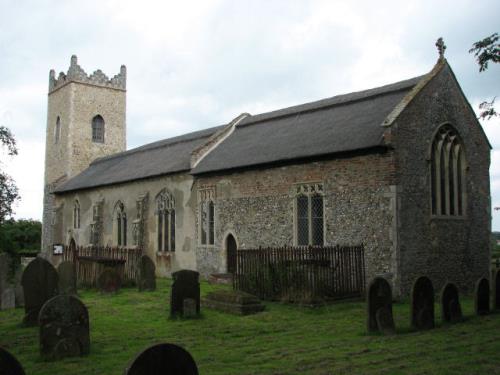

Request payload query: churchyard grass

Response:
[1,279,499,374]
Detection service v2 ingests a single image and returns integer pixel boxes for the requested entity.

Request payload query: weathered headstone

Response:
[410,276,434,330]
[137,255,156,292]
[0,346,26,375]
[440,283,463,323]
[39,294,90,361]
[58,261,77,295]
[124,343,198,375]
[366,277,395,334]
[1,287,15,310]
[474,277,490,315]
[203,290,265,315]
[21,257,59,326]
[14,265,25,307]
[493,269,500,311]
[183,298,197,318]
[170,270,200,318]
[97,267,121,294]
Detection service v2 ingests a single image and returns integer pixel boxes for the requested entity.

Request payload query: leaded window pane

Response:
[117,215,122,246]
[158,213,163,251]
[297,195,309,246]
[123,215,127,247]
[170,210,176,252]
[201,203,207,245]
[208,201,215,245]
[92,115,105,143]
[311,195,323,246]
[164,211,169,252]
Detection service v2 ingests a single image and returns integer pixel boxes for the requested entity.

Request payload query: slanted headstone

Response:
[138,255,156,292]
[440,283,463,323]
[0,346,26,375]
[474,277,490,315]
[58,261,77,295]
[170,270,200,318]
[203,290,265,315]
[97,267,121,294]
[21,257,59,326]
[411,276,434,330]
[124,343,198,375]
[366,277,395,335]
[493,269,500,311]
[39,294,90,361]
[1,287,15,310]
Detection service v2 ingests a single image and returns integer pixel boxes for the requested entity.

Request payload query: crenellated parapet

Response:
[49,55,126,93]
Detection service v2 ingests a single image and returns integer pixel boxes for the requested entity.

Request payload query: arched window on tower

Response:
[91,115,105,143]
[55,116,61,144]
[73,200,80,229]
[156,189,175,252]
[115,201,127,246]
[430,124,466,216]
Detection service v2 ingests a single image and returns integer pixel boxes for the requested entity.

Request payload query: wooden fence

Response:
[62,245,143,288]
[233,245,365,303]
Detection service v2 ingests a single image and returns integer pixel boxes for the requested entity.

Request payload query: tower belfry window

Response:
[55,116,61,143]
[91,115,105,143]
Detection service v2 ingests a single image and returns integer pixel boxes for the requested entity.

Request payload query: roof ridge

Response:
[90,125,224,166]
[239,75,424,128]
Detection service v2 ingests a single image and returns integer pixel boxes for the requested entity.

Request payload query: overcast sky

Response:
[1,0,499,228]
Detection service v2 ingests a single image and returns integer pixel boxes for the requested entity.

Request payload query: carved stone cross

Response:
[436,37,446,60]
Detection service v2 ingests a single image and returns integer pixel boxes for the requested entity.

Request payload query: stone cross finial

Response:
[436,37,446,60]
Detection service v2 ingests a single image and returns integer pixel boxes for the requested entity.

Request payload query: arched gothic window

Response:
[55,116,61,144]
[73,200,80,229]
[295,183,324,246]
[91,115,105,143]
[115,201,127,246]
[430,124,466,216]
[156,190,175,252]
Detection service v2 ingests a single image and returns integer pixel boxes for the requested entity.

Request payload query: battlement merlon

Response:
[48,55,126,93]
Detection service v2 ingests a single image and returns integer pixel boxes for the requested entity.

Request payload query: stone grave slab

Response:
[21,257,59,326]
[474,277,490,315]
[494,269,500,311]
[1,287,15,310]
[203,290,265,315]
[410,276,434,330]
[97,267,122,294]
[124,343,198,375]
[39,294,90,361]
[138,255,156,292]
[440,283,463,323]
[366,277,395,334]
[170,270,200,318]
[58,261,77,295]
[0,346,26,375]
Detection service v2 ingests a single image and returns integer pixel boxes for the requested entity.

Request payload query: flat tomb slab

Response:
[203,290,265,315]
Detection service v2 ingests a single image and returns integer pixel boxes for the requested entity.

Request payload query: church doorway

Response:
[226,234,237,274]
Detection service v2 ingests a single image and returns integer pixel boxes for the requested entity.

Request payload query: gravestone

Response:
[97,267,122,293]
[14,266,25,307]
[440,283,463,323]
[58,261,77,295]
[1,287,15,310]
[124,343,198,375]
[0,346,26,375]
[138,255,156,292]
[203,290,265,315]
[183,299,197,318]
[410,276,434,330]
[170,270,200,318]
[474,277,490,315]
[39,294,90,361]
[366,277,395,334]
[21,257,59,326]
[494,269,500,311]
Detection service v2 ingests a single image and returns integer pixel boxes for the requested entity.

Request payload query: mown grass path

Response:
[1,279,499,374]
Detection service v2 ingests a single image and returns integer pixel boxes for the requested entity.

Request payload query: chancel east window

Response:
[295,183,324,246]
[199,187,215,246]
[73,200,80,229]
[156,190,175,252]
[91,115,105,143]
[430,124,466,216]
[115,202,127,246]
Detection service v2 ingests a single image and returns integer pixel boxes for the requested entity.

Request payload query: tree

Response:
[469,33,499,120]
[0,126,20,223]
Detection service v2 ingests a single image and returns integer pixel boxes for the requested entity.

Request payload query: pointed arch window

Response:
[199,187,215,246]
[73,200,80,229]
[91,115,105,143]
[55,116,61,144]
[156,190,175,252]
[294,183,324,246]
[430,124,466,216]
[115,202,127,246]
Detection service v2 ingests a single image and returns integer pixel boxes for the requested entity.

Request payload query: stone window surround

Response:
[73,199,80,229]
[429,123,467,219]
[198,186,216,247]
[292,182,325,246]
[155,189,175,253]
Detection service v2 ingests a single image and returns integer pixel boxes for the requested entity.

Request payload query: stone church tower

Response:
[42,55,127,254]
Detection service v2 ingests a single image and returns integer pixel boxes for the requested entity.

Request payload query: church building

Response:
[42,42,491,297]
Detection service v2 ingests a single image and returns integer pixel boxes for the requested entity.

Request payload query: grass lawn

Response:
[1,279,500,375]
